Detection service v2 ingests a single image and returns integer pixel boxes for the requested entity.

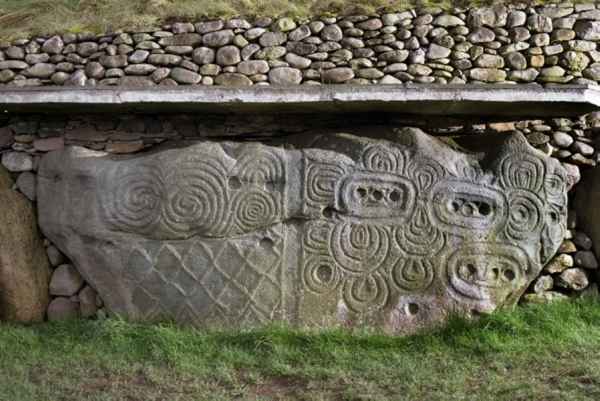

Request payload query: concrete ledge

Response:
[1,84,600,116]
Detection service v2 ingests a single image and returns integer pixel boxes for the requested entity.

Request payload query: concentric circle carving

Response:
[342,273,389,313]
[505,190,543,240]
[330,223,391,274]
[391,257,435,292]
[232,188,279,232]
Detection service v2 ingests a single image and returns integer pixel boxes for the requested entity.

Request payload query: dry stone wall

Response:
[5,4,600,87]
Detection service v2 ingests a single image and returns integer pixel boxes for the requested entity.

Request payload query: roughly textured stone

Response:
[47,298,79,321]
[2,152,33,172]
[268,67,302,85]
[322,67,355,83]
[214,73,253,86]
[426,43,451,60]
[170,67,201,84]
[49,264,84,296]
[469,68,507,82]
[216,46,241,66]
[574,251,598,269]
[203,30,235,47]
[544,253,574,274]
[237,60,269,75]
[16,172,36,201]
[79,285,99,318]
[0,166,50,322]
[556,268,589,290]
[38,130,568,331]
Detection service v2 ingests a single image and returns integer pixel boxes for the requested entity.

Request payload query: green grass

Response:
[1,299,600,400]
[0,0,589,41]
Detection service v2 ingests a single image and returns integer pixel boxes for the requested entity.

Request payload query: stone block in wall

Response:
[37,128,569,333]
[0,165,51,322]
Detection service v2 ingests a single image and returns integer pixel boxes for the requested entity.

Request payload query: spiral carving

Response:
[232,189,279,232]
[330,223,391,274]
[103,163,165,233]
[391,257,435,291]
[235,148,284,183]
[505,190,543,240]
[162,158,230,236]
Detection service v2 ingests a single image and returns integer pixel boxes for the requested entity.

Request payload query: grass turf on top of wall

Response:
[0,0,591,41]
[0,298,599,400]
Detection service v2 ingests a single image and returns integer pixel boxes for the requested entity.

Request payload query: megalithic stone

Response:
[37,128,568,333]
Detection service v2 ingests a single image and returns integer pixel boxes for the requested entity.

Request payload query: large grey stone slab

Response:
[38,129,568,333]
[1,85,600,116]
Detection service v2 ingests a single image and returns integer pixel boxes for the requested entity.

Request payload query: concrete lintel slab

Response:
[0,84,599,116]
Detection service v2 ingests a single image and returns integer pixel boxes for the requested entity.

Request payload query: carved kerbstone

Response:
[37,129,568,333]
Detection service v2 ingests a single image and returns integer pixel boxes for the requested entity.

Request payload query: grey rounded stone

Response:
[64,70,87,86]
[272,17,297,32]
[0,70,15,83]
[5,46,25,59]
[557,268,589,290]
[85,62,105,79]
[16,172,36,201]
[196,20,224,34]
[268,67,302,85]
[49,264,84,297]
[427,43,451,60]
[25,53,50,64]
[573,232,593,251]
[79,285,99,318]
[475,54,504,68]
[469,27,495,43]
[42,36,64,55]
[158,33,202,47]
[321,25,343,41]
[2,152,33,172]
[47,297,79,321]
[124,64,157,75]
[24,63,56,78]
[572,141,595,156]
[77,42,98,57]
[214,73,253,86]
[533,275,554,294]
[505,52,527,70]
[527,15,553,33]
[216,46,241,66]
[357,68,384,79]
[322,67,355,83]
[285,53,312,69]
[469,68,507,82]
[129,50,150,64]
[46,245,66,267]
[289,25,312,42]
[199,64,221,76]
[237,60,269,75]
[433,15,464,27]
[147,54,182,66]
[203,30,235,47]
[553,132,574,148]
[100,55,128,68]
[245,27,267,40]
[544,253,574,274]
[356,18,383,31]
[259,32,287,47]
[0,60,28,70]
[575,20,600,41]
[192,47,215,65]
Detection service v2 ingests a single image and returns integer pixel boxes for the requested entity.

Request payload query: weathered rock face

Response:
[38,129,568,333]
[0,166,51,322]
